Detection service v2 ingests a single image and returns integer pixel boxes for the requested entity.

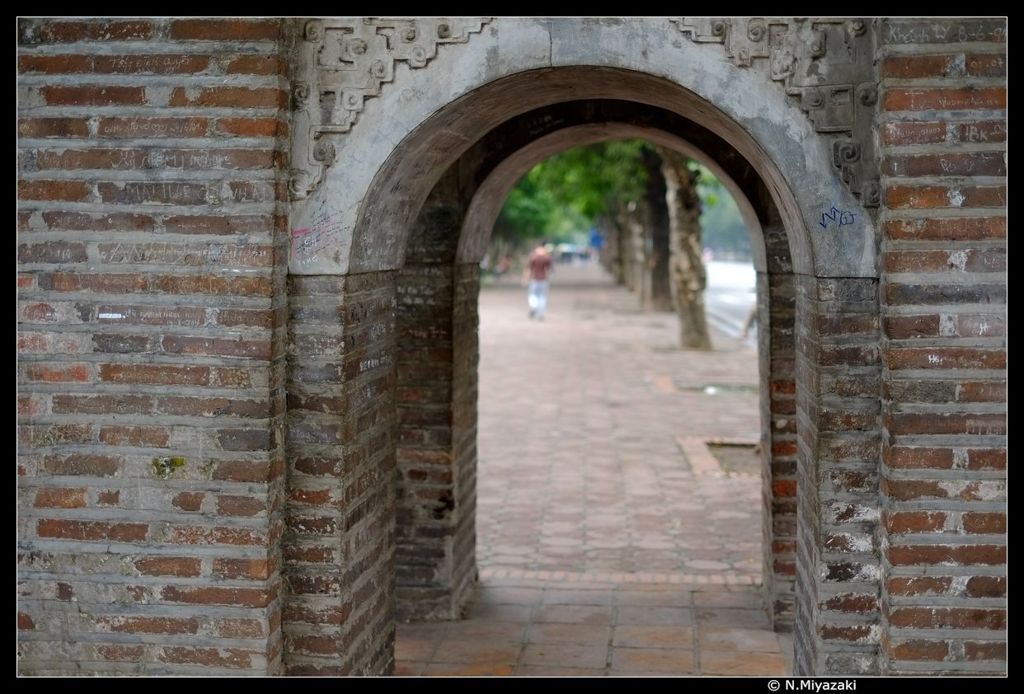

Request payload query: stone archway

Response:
[16,15,1006,678]
[389,109,791,627]
[287,19,878,278]
[283,18,881,677]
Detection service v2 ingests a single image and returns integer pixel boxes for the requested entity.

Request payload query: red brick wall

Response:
[877,18,1006,675]
[793,276,882,675]
[284,272,396,675]
[394,176,478,620]
[760,224,798,629]
[395,263,460,616]
[16,18,290,675]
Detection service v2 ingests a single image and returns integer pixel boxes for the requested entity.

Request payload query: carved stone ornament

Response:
[673,17,880,208]
[290,17,491,199]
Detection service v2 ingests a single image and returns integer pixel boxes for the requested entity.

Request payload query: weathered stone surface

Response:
[289,17,877,279]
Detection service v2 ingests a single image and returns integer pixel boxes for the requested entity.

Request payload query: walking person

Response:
[522,242,553,320]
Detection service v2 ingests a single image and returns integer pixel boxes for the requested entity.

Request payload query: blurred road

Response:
[704,261,756,345]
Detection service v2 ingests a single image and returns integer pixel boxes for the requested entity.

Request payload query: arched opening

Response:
[283,65,880,677]
[390,104,795,674]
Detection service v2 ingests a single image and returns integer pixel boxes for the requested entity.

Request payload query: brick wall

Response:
[17,18,290,674]
[284,272,396,674]
[877,18,1007,675]
[17,15,1007,678]
[394,175,478,620]
[451,263,482,611]
[794,276,882,675]
[759,224,798,629]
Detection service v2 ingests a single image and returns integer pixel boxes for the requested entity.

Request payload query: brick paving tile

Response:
[395,661,428,676]
[395,636,442,662]
[542,588,615,606]
[431,639,524,664]
[397,578,788,676]
[612,625,694,649]
[613,590,693,607]
[609,647,696,674]
[532,604,614,625]
[698,626,782,653]
[423,662,517,676]
[695,607,772,628]
[615,606,694,626]
[521,643,609,669]
[444,621,528,641]
[699,650,787,676]
[526,623,612,645]
[513,666,608,676]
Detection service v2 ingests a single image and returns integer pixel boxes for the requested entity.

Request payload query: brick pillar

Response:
[451,264,481,608]
[877,19,1006,675]
[17,18,289,675]
[794,276,882,675]
[757,224,797,629]
[284,273,396,675]
[394,181,478,619]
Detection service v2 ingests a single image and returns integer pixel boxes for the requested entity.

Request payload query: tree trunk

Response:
[641,148,673,312]
[627,202,649,306]
[614,201,636,292]
[658,147,712,350]
[600,216,624,284]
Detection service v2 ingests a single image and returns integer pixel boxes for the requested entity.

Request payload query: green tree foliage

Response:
[491,172,588,244]
[493,139,749,259]
[493,140,648,245]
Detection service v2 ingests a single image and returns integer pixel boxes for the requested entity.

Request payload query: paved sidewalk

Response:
[477,264,762,578]
[397,263,790,676]
[396,579,789,676]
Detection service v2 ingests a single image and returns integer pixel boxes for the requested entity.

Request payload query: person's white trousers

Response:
[528,280,549,317]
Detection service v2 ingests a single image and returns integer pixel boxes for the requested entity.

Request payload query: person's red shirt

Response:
[528,251,552,281]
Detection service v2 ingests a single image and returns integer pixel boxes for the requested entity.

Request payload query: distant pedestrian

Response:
[522,242,553,320]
